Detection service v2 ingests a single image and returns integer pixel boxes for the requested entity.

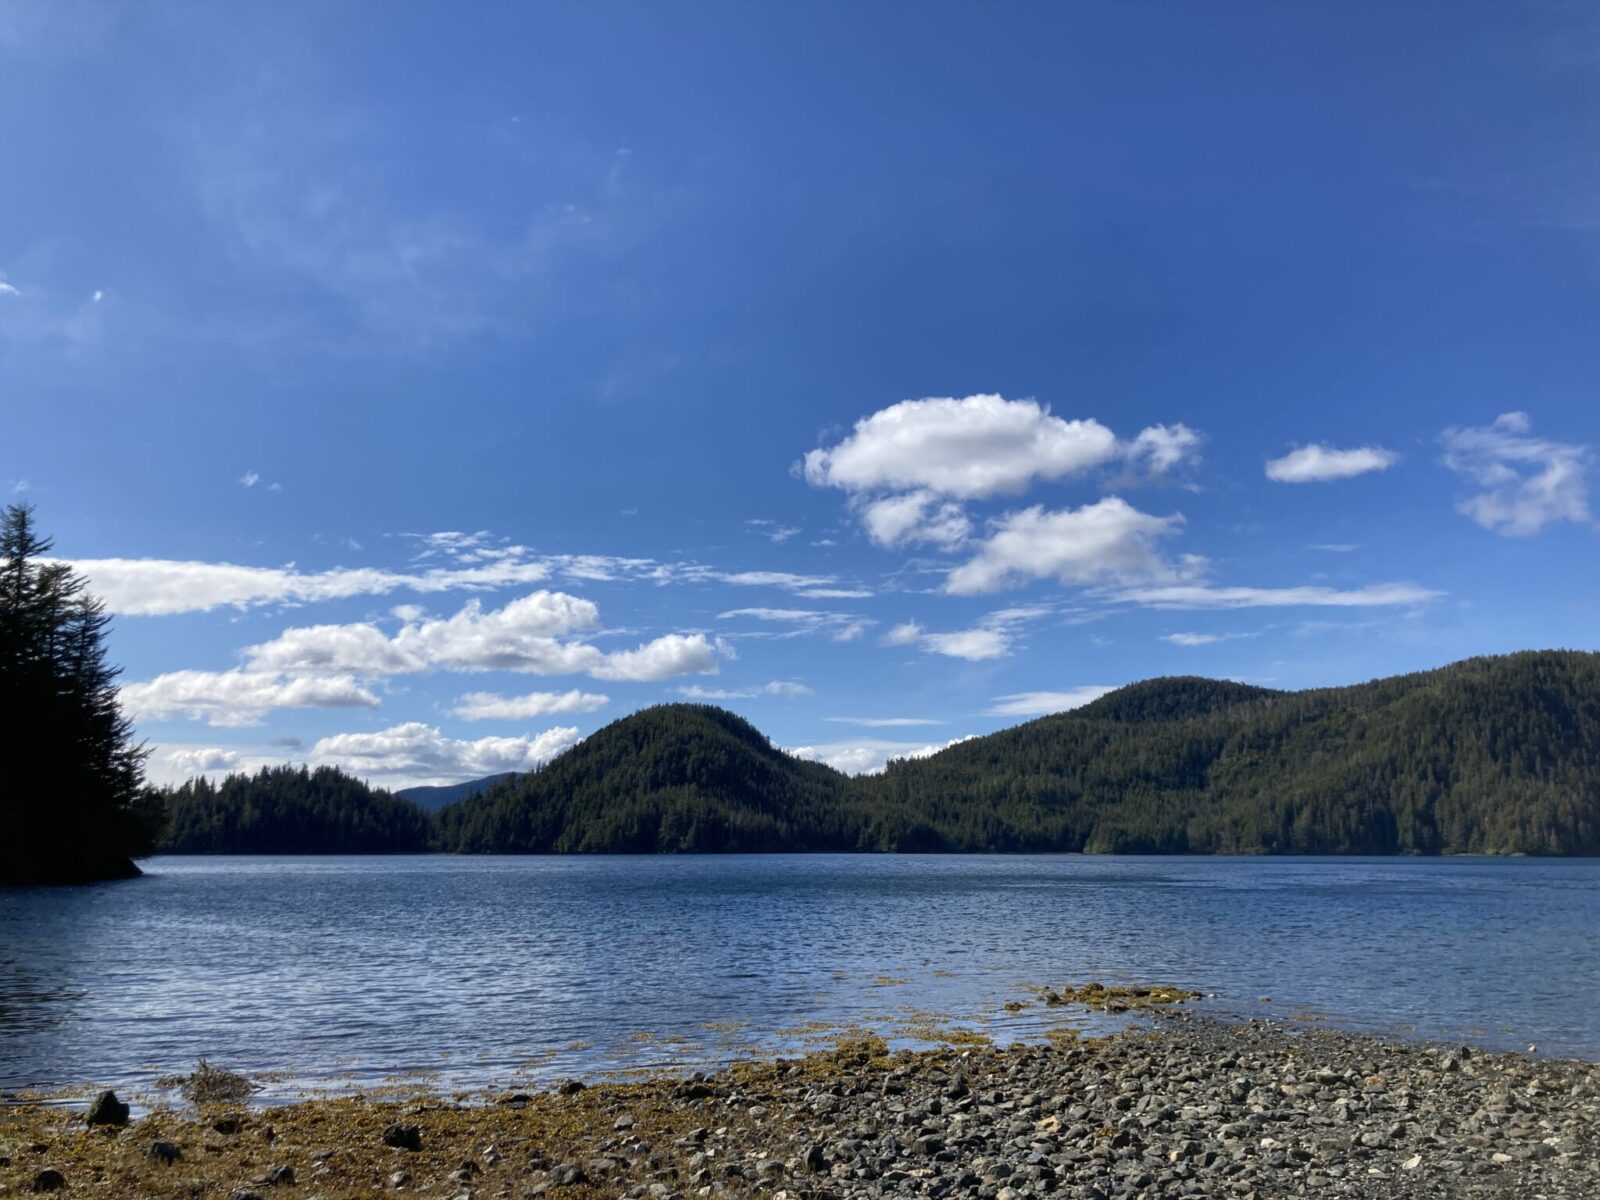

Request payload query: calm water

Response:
[3,855,1598,1100]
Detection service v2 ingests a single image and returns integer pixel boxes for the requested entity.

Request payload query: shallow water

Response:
[2,854,1597,1098]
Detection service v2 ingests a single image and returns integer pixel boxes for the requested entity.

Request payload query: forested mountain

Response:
[434,705,857,852]
[1,505,162,884]
[397,773,517,812]
[159,765,433,853]
[861,651,1600,855]
[153,651,1600,857]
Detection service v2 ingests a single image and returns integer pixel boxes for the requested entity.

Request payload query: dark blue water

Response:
[2,855,1597,1099]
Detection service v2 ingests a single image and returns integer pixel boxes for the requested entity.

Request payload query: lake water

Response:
[3,855,1598,1101]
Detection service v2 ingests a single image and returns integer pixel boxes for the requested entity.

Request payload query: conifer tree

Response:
[0,504,159,883]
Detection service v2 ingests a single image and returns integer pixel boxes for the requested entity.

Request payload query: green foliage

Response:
[434,705,859,852]
[158,765,434,853]
[863,652,1600,855]
[159,652,1600,858]
[0,504,158,883]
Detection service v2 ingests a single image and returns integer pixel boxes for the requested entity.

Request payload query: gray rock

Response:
[84,1090,129,1127]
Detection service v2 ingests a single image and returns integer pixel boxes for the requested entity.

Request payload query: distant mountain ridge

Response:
[397,773,518,811]
[156,651,1600,856]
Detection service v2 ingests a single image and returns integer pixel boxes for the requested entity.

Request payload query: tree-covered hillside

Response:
[152,652,1600,857]
[434,704,860,852]
[863,651,1600,855]
[159,765,434,853]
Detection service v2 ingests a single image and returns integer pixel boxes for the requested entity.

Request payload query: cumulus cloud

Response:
[589,633,721,681]
[1265,444,1399,483]
[120,670,380,727]
[984,687,1117,717]
[855,491,972,550]
[243,595,717,683]
[1111,582,1438,609]
[165,747,243,775]
[449,689,609,721]
[1123,423,1202,477]
[945,498,1185,595]
[803,396,1200,551]
[311,722,583,785]
[239,471,260,488]
[0,281,19,297]
[804,395,1121,500]
[677,680,813,700]
[1441,412,1591,536]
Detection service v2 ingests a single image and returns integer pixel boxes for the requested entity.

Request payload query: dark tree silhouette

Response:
[0,504,160,884]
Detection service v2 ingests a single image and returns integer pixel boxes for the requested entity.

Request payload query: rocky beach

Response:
[3,1010,1596,1200]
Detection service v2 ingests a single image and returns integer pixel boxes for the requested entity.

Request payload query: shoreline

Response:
[4,1014,1595,1199]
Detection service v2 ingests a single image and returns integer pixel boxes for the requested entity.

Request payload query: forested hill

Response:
[434,704,856,852]
[159,765,434,853]
[860,651,1600,855]
[155,652,1600,856]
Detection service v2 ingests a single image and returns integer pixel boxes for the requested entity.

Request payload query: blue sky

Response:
[4,2,1599,786]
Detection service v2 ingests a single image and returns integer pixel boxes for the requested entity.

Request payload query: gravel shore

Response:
[3,1013,1596,1199]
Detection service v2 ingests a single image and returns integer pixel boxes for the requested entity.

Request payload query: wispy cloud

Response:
[1441,412,1591,536]
[984,687,1117,717]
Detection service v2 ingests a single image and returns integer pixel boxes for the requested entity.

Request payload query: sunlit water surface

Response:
[3,855,1597,1100]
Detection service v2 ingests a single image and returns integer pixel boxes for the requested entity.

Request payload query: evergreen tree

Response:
[0,504,160,883]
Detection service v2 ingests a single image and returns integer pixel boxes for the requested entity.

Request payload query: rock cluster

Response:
[7,1015,1596,1198]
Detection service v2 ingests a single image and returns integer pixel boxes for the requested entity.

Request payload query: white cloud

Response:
[717,607,870,641]
[244,593,717,682]
[120,670,380,727]
[589,633,720,681]
[856,490,972,549]
[0,281,19,297]
[677,680,813,700]
[449,689,609,721]
[239,471,260,488]
[882,621,925,647]
[803,396,1200,551]
[1160,631,1255,646]
[797,587,874,599]
[985,687,1117,717]
[311,722,582,785]
[1265,444,1399,483]
[67,555,557,616]
[747,519,801,544]
[1441,412,1591,536]
[945,497,1185,595]
[879,619,1011,661]
[1124,423,1202,476]
[1111,582,1439,609]
[165,747,243,775]
[788,735,975,775]
[922,628,1010,660]
[804,394,1121,500]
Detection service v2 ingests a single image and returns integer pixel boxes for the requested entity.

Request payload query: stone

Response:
[30,1170,67,1194]
[381,1123,422,1151]
[84,1090,129,1127]
[148,1141,183,1165]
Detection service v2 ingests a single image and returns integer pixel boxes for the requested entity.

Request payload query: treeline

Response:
[154,651,1600,857]
[1,505,162,884]
[160,765,435,853]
